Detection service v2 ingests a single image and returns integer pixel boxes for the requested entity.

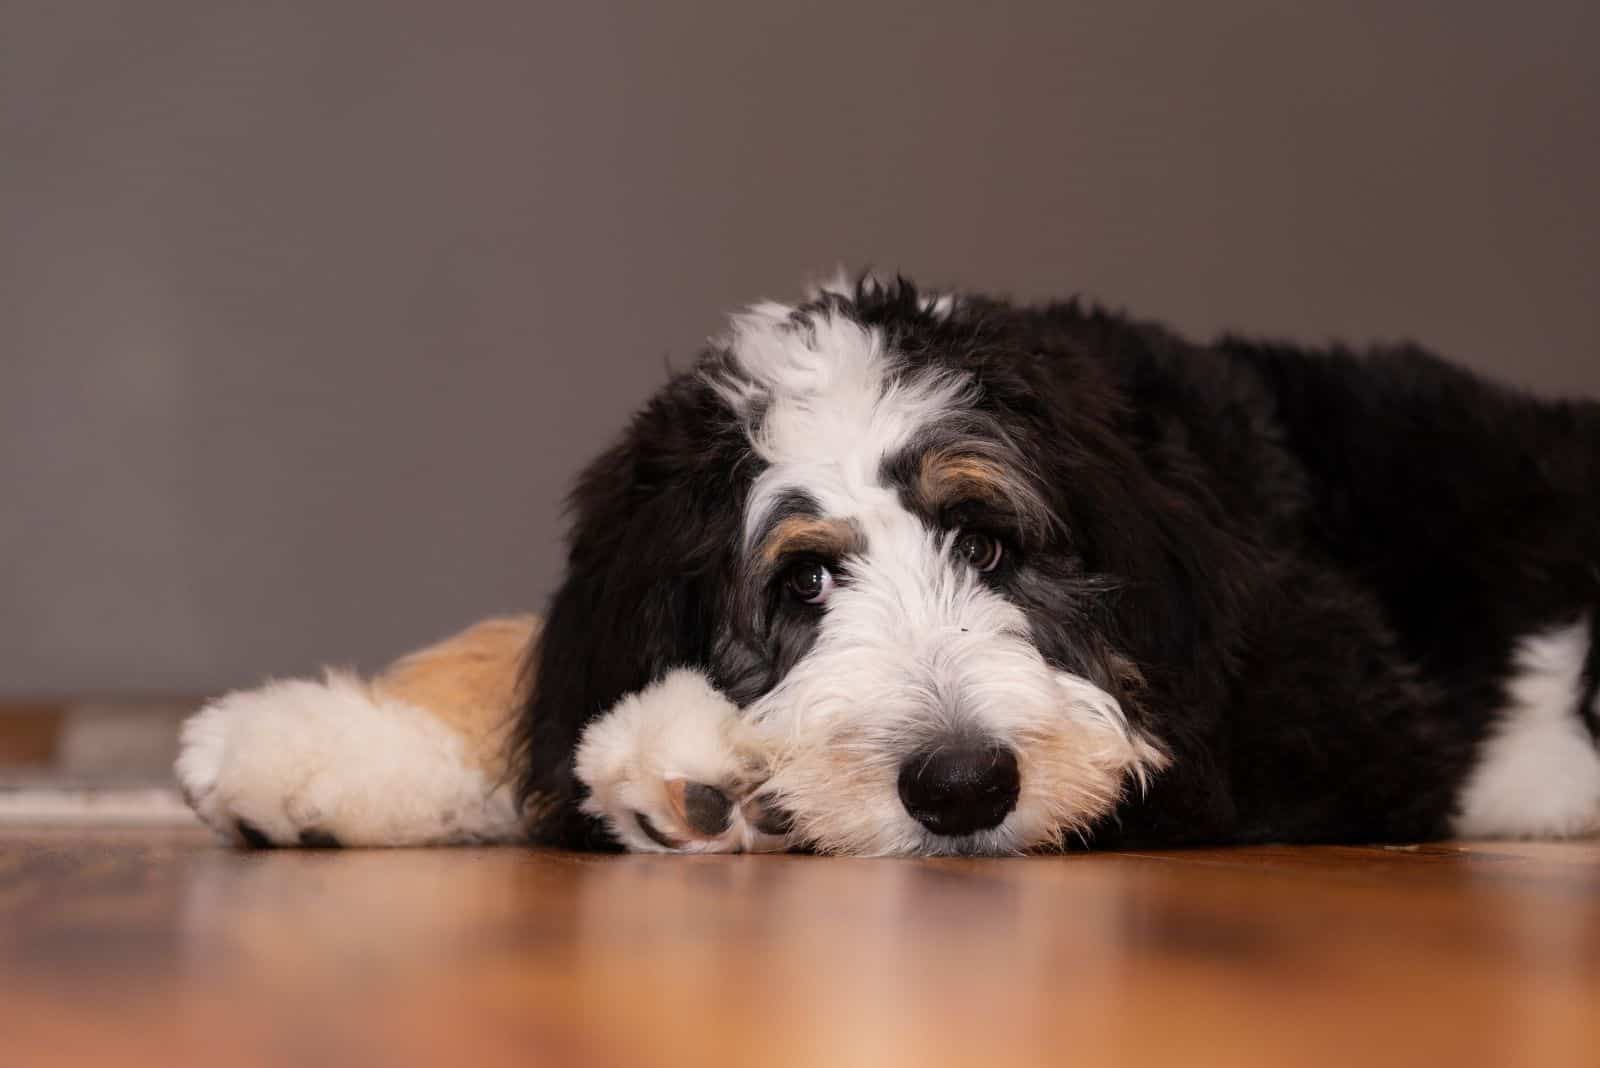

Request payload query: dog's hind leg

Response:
[176,616,538,847]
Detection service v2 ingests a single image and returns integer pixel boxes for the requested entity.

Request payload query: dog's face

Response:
[522,279,1229,855]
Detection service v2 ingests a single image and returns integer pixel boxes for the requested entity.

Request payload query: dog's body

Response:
[179,276,1600,855]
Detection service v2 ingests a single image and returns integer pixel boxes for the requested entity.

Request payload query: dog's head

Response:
[520,276,1250,854]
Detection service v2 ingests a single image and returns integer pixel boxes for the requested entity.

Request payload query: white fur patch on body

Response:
[1454,616,1600,838]
[574,670,788,853]
[177,672,522,846]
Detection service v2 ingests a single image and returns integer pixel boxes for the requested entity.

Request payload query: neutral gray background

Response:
[3,2,1596,696]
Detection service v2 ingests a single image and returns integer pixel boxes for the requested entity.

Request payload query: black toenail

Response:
[681,783,733,836]
[298,829,342,848]
[235,820,274,848]
[635,811,683,849]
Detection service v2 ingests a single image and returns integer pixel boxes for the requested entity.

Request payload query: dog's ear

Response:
[1045,396,1261,727]
[514,370,750,847]
[1077,461,1253,673]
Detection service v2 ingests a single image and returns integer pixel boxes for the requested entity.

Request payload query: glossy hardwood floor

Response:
[2,827,1597,1068]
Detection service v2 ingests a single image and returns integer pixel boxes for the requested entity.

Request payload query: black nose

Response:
[897,742,1020,837]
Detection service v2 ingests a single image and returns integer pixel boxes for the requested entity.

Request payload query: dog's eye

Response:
[954,531,1003,573]
[783,560,835,604]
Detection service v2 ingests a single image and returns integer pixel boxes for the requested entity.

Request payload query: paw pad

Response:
[672,781,734,836]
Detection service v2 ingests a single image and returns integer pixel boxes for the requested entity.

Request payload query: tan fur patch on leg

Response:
[370,615,541,787]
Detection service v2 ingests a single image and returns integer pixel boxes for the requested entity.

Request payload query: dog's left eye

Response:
[783,560,836,604]
[954,531,1003,573]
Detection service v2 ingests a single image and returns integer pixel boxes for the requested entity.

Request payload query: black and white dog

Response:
[178,275,1600,855]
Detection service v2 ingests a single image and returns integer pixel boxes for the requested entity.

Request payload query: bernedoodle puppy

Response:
[178,274,1600,855]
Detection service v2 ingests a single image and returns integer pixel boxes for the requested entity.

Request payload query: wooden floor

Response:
[2,828,1598,1067]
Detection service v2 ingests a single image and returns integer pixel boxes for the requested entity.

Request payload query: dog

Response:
[178,274,1600,855]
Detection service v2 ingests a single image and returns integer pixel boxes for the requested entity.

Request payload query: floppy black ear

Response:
[996,340,1261,723]
[513,370,751,847]
[1068,450,1255,685]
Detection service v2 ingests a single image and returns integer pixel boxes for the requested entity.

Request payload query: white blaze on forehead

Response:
[707,302,974,544]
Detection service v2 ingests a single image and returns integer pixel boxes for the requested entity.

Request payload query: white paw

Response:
[575,669,790,853]
[176,672,521,847]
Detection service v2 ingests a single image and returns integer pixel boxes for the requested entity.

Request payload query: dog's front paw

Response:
[176,672,520,848]
[575,670,790,853]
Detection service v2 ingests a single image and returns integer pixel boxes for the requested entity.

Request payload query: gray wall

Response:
[3,2,1597,696]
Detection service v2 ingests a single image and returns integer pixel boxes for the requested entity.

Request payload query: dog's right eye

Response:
[783,560,835,605]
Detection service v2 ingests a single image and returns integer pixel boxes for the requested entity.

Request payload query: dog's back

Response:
[1232,338,1598,687]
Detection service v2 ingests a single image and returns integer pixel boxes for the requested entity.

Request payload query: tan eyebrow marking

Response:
[915,448,1054,539]
[760,516,865,564]
[917,451,1015,510]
